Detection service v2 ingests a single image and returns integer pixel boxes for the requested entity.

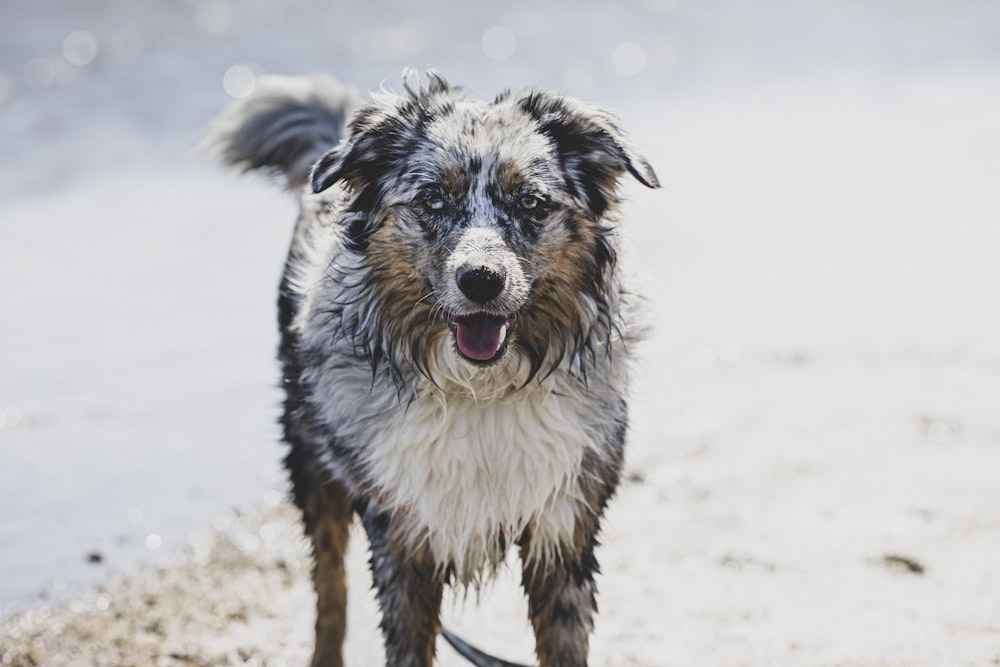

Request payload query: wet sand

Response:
[4,345,1000,666]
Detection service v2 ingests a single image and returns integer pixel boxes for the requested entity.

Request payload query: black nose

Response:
[456,265,506,304]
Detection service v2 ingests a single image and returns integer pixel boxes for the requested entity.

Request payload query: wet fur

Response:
[206,71,659,667]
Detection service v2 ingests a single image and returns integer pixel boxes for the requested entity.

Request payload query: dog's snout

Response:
[456,265,506,304]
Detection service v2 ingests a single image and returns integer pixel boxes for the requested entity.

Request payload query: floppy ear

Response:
[310,142,351,194]
[310,102,395,194]
[311,71,454,195]
[307,98,407,253]
[519,91,660,216]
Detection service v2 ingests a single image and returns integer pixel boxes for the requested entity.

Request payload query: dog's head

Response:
[311,72,659,383]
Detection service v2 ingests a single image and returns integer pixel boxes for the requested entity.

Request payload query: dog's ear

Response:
[312,71,453,195]
[311,141,361,194]
[310,101,395,194]
[518,91,660,216]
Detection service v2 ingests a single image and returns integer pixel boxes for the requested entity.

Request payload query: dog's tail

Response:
[201,74,360,191]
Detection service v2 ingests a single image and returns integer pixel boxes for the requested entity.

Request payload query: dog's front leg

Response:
[300,479,353,667]
[520,524,601,667]
[360,506,445,667]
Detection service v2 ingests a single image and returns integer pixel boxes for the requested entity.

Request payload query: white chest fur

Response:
[360,374,600,580]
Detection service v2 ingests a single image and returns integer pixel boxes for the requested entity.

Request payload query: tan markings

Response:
[309,482,353,667]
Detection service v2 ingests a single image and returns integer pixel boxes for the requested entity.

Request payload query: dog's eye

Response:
[423,195,446,212]
[518,194,540,211]
[423,196,445,211]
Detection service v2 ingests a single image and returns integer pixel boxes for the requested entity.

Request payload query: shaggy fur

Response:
[206,71,659,667]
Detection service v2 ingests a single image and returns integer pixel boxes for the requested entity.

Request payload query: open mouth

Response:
[449,313,511,363]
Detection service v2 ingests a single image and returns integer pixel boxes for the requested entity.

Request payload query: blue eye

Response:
[518,194,540,210]
[422,194,445,211]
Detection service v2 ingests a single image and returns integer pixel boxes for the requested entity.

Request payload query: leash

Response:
[441,628,534,667]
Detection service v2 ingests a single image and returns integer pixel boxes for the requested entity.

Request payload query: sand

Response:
[3,345,999,666]
[2,1,999,665]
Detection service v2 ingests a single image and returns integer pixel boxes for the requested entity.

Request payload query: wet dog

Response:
[207,71,658,667]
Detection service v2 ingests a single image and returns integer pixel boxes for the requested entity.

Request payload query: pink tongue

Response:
[454,314,508,361]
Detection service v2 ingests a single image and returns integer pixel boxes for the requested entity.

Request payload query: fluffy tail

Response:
[202,74,360,190]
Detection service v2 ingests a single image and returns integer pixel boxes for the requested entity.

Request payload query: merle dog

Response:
[207,71,659,667]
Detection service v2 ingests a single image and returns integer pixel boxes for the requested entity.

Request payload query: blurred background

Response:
[1,0,999,661]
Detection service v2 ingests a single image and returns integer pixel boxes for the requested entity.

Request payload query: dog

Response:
[206,70,659,667]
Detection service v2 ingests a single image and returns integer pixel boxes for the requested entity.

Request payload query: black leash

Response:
[441,628,534,667]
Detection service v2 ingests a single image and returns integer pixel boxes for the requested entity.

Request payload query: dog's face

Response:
[311,73,658,380]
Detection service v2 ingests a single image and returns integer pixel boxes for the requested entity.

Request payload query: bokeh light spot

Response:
[612,41,647,76]
[223,64,257,98]
[481,25,516,61]
[63,31,99,67]
[145,534,162,550]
